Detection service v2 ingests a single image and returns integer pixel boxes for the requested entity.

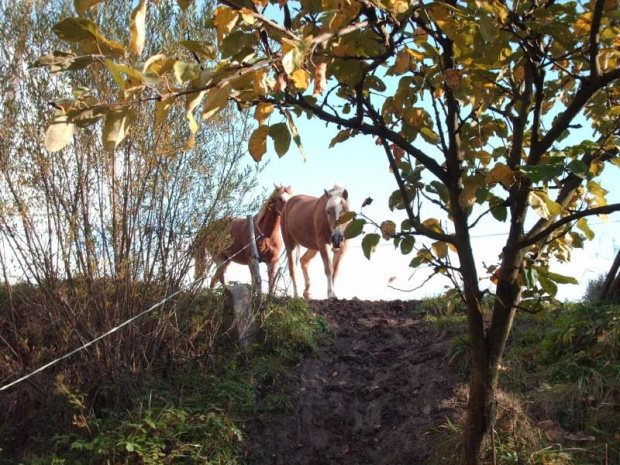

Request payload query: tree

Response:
[31,0,620,462]
[0,0,259,392]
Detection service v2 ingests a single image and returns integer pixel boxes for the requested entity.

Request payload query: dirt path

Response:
[244,299,462,464]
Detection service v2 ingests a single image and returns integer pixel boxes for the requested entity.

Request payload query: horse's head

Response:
[324,185,350,249]
[271,184,293,214]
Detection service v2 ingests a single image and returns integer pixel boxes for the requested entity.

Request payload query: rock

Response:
[224,284,258,348]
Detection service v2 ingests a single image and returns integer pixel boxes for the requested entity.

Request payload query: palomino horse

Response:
[281,184,350,299]
[194,185,293,293]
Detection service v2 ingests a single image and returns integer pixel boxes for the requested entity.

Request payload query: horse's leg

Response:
[315,245,336,299]
[332,242,348,283]
[211,260,229,288]
[267,260,278,295]
[300,249,318,300]
[285,245,300,298]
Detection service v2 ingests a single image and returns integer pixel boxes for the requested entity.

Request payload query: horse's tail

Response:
[194,227,208,280]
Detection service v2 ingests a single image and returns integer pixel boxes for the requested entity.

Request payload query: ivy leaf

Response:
[45,114,75,152]
[362,233,381,259]
[268,123,291,157]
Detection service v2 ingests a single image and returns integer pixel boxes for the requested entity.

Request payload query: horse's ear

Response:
[324,189,330,198]
[343,189,348,200]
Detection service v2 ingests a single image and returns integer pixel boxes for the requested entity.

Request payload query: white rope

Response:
[0,233,264,392]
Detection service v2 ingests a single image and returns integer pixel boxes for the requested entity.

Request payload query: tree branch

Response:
[519,203,620,248]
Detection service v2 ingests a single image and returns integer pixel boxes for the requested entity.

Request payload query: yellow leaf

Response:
[213,6,239,45]
[432,241,449,258]
[313,62,327,97]
[177,0,192,11]
[45,114,75,152]
[394,49,411,75]
[380,221,396,240]
[486,163,517,189]
[253,68,269,94]
[155,97,175,125]
[74,0,102,15]
[291,69,310,90]
[130,0,147,55]
[185,89,205,135]
[254,102,274,126]
[202,81,232,121]
[102,107,137,151]
[444,68,462,90]
[528,191,561,220]
[248,125,270,162]
[458,182,478,209]
[422,218,444,234]
[104,59,125,90]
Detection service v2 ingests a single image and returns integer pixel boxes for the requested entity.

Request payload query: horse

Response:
[194,185,293,293]
[280,184,350,299]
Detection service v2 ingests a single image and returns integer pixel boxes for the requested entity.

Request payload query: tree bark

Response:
[600,249,620,302]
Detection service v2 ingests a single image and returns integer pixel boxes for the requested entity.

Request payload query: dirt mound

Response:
[244,298,462,464]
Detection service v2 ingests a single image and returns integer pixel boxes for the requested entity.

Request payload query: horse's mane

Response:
[255,187,280,224]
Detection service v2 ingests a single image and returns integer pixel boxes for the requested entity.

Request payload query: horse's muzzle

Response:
[332,232,345,249]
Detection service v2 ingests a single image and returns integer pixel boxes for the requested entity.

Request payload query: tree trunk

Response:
[600,249,620,302]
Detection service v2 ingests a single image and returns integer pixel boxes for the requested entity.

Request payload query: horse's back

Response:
[281,194,327,249]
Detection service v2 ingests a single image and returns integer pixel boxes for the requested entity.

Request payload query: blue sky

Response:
[221,114,620,302]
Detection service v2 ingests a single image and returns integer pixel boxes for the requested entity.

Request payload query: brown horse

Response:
[194,185,293,293]
[281,184,350,299]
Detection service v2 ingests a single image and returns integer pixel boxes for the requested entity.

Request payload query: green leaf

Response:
[399,235,415,254]
[53,17,99,42]
[521,164,564,183]
[344,218,365,239]
[538,274,558,297]
[329,130,351,148]
[45,114,75,152]
[545,271,578,284]
[177,40,217,59]
[362,233,380,260]
[268,123,291,157]
[284,110,306,161]
[102,107,137,151]
[388,189,404,211]
[576,218,595,240]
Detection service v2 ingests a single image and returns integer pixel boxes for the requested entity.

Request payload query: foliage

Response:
[431,301,619,464]
[20,0,620,462]
[0,287,328,464]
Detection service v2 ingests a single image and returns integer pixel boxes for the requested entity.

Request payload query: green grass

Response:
[1,292,329,465]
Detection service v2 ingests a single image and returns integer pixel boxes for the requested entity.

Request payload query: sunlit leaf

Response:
[284,110,306,161]
[213,6,239,44]
[74,0,103,15]
[202,81,231,121]
[177,40,216,59]
[432,241,449,258]
[45,114,75,152]
[102,107,137,151]
[528,191,561,219]
[249,125,270,162]
[130,0,147,55]
[576,218,595,240]
[254,102,274,126]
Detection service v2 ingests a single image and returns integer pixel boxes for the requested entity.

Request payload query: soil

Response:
[243,298,463,465]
